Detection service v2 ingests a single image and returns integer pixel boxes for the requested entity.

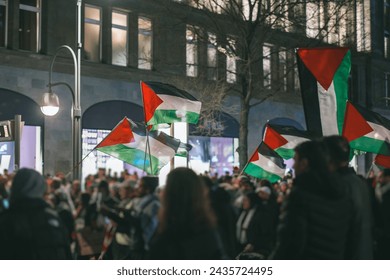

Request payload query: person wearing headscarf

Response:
[0,168,72,259]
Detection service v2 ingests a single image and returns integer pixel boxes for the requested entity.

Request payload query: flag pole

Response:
[65,146,95,182]
[366,162,374,179]
[146,128,153,175]
[140,80,153,175]
[239,144,261,177]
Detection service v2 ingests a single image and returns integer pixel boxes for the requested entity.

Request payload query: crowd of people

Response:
[0,135,389,260]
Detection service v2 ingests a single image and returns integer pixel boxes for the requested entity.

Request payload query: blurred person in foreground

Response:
[270,141,352,259]
[323,135,373,259]
[149,167,226,259]
[0,168,72,259]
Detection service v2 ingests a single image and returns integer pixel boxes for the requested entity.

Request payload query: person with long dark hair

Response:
[270,140,352,259]
[149,167,226,259]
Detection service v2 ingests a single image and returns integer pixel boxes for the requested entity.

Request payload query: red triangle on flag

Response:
[263,124,288,150]
[374,154,390,169]
[342,102,373,142]
[97,117,134,148]
[249,149,259,162]
[297,48,349,90]
[141,81,164,123]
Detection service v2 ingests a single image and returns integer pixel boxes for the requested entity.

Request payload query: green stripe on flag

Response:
[275,147,295,160]
[350,136,390,156]
[244,162,283,182]
[97,144,161,175]
[147,110,200,126]
[333,51,350,134]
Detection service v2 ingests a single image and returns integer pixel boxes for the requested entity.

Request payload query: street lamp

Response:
[41,0,82,181]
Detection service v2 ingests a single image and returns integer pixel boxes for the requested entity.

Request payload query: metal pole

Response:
[73,0,82,181]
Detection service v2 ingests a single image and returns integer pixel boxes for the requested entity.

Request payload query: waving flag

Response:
[96,117,182,175]
[297,47,350,136]
[243,142,286,182]
[141,81,202,129]
[263,124,312,159]
[342,101,390,155]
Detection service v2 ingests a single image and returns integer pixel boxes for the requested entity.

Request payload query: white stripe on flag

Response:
[124,133,176,160]
[251,153,285,177]
[280,135,309,149]
[156,94,201,114]
[366,122,390,142]
[318,81,339,136]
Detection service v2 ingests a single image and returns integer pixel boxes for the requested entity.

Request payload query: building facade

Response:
[0,0,386,178]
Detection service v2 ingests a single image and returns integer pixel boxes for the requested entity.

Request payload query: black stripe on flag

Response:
[297,53,323,137]
[352,102,390,131]
[151,130,181,152]
[258,142,286,169]
[269,124,315,140]
[143,81,199,101]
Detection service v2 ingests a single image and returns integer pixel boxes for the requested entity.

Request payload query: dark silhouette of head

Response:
[322,135,350,168]
[294,140,330,176]
[10,168,46,205]
[138,176,159,196]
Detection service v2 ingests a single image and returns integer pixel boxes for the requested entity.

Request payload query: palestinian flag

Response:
[342,101,390,155]
[175,142,193,157]
[374,154,390,169]
[96,117,181,175]
[263,124,312,159]
[243,142,286,182]
[141,81,202,129]
[297,47,350,136]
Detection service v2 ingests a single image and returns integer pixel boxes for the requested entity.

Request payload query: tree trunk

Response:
[238,98,250,169]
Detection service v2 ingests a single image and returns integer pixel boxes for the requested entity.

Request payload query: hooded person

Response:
[0,168,72,259]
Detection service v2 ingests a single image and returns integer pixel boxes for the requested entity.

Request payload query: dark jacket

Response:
[270,171,352,260]
[338,167,373,259]
[246,201,278,256]
[149,229,226,260]
[0,198,72,259]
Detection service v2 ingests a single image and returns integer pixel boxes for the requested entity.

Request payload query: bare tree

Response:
[151,0,360,168]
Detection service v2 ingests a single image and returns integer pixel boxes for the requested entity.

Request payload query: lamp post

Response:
[41,0,82,181]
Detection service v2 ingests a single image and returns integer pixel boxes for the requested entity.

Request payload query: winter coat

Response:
[149,228,227,260]
[338,167,373,259]
[0,198,72,259]
[270,171,352,260]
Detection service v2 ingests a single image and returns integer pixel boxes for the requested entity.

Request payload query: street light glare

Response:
[41,105,59,116]
[40,91,60,116]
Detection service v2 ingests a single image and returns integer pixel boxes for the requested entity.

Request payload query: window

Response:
[386,1,390,57]
[226,37,236,83]
[278,49,286,91]
[138,16,153,70]
[0,0,6,47]
[19,0,41,52]
[84,5,102,62]
[263,45,272,88]
[186,25,198,77]
[339,6,348,46]
[356,0,371,52]
[112,11,128,66]
[327,2,338,44]
[242,0,258,21]
[193,0,226,14]
[294,64,300,92]
[207,33,217,80]
[306,2,324,39]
